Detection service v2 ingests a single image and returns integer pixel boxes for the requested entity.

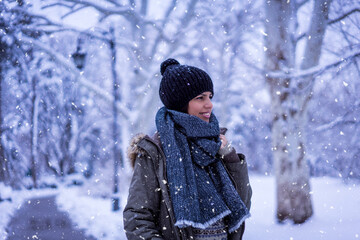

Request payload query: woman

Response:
[123,58,252,240]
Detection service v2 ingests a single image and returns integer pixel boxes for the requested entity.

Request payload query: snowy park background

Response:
[1,0,360,239]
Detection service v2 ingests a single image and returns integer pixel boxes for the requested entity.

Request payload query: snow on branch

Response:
[265,51,360,79]
[61,5,89,19]
[328,8,360,25]
[20,36,130,119]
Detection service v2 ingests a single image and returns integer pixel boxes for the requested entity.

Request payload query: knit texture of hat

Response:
[159,58,214,111]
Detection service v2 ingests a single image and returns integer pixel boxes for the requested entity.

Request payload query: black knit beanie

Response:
[159,58,214,111]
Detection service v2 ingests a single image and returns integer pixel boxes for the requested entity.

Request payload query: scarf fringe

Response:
[174,210,231,229]
[228,212,251,233]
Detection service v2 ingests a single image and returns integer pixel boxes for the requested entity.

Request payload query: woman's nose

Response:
[205,98,213,108]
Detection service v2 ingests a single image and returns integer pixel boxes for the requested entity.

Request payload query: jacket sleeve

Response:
[123,152,164,240]
[222,149,252,211]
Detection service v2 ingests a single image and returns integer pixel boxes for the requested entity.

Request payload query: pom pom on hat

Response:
[159,58,214,111]
[160,58,180,76]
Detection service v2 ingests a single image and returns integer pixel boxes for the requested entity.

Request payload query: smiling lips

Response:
[200,112,211,119]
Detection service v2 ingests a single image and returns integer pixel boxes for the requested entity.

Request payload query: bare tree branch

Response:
[57,0,141,23]
[266,51,360,79]
[61,5,88,19]
[328,8,360,25]
[314,99,360,132]
[107,0,122,7]
[11,6,63,27]
[42,2,75,9]
[149,0,177,57]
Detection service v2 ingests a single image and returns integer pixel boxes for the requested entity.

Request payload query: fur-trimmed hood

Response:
[127,133,147,168]
[127,132,161,168]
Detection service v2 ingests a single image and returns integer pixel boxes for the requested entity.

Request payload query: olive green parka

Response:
[123,131,252,240]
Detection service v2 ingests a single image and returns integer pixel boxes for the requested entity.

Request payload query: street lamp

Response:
[72,37,86,70]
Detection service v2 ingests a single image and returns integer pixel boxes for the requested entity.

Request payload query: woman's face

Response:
[187,91,213,122]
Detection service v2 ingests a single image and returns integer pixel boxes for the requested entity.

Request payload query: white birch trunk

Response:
[263,0,332,223]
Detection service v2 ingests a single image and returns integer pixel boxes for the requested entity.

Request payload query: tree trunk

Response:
[264,0,324,223]
[0,65,9,185]
[30,76,38,188]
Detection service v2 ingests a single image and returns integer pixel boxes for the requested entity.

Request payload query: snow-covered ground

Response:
[244,175,360,240]
[1,175,359,240]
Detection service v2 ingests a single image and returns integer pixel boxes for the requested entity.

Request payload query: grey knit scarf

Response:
[155,107,249,232]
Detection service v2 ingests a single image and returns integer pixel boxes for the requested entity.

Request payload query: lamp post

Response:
[63,37,86,175]
[72,37,86,70]
[110,27,123,212]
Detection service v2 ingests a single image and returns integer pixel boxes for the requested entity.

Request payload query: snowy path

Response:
[5,195,96,240]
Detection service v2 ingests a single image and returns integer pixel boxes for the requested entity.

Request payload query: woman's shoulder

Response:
[127,132,162,168]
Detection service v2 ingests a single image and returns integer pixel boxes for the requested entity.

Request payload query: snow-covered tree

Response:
[0,1,104,187]
[264,0,360,223]
[0,0,44,187]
